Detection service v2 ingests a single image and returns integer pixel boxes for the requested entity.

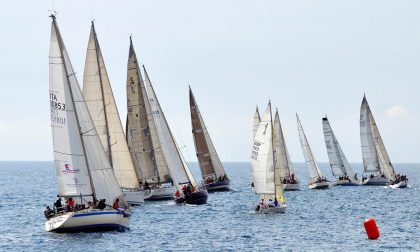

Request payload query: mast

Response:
[51,15,96,203]
[91,21,113,166]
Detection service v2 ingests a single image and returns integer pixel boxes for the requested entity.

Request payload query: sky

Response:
[0,0,419,162]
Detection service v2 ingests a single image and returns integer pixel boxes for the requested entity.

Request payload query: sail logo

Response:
[62,163,80,174]
[263,123,268,135]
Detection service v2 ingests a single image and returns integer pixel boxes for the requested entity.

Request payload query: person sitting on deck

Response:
[268,199,275,207]
[218,175,222,182]
[175,190,180,198]
[97,199,106,210]
[54,196,63,212]
[259,198,266,209]
[67,197,75,211]
[144,181,151,190]
[222,174,228,181]
[112,198,120,210]
[44,206,54,219]
[274,198,279,207]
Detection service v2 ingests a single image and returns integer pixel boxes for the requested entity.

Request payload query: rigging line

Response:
[54,151,84,156]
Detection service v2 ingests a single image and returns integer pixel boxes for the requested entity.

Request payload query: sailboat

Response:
[274,110,299,191]
[360,95,408,188]
[82,22,144,205]
[46,15,129,232]
[125,38,175,200]
[322,117,360,186]
[189,86,230,192]
[143,66,208,204]
[251,101,286,213]
[297,115,331,189]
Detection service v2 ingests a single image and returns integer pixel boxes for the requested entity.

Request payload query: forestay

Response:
[322,117,354,178]
[297,115,323,179]
[49,17,127,208]
[189,87,226,179]
[82,23,138,190]
[143,66,196,191]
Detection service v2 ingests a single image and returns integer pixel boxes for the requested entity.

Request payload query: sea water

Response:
[0,161,419,251]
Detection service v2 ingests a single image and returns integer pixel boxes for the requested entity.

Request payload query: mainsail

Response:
[273,110,295,180]
[189,87,226,180]
[82,22,138,190]
[253,107,261,138]
[322,117,355,178]
[143,66,196,192]
[49,16,127,208]
[297,115,323,179]
[125,38,170,183]
[360,96,396,180]
[251,102,284,201]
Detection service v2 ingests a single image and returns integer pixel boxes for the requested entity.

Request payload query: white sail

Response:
[49,17,127,208]
[273,110,294,180]
[322,117,354,178]
[143,66,196,191]
[251,103,275,198]
[360,96,380,173]
[297,115,323,179]
[125,38,170,183]
[365,99,397,180]
[82,23,138,190]
[253,107,261,138]
[189,87,226,179]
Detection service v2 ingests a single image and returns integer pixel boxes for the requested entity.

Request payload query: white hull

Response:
[45,209,129,232]
[257,205,286,214]
[144,186,176,201]
[333,179,361,186]
[389,180,408,189]
[282,183,300,191]
[363,175,389,186]
[308,181,330,189]
[124,190,145,205]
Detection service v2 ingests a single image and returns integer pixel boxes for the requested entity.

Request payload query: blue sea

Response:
[0,161,419,251]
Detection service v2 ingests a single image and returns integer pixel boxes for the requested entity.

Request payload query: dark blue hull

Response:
[54,223,128,233]
[175,190,208,205]
[206,180,230,192]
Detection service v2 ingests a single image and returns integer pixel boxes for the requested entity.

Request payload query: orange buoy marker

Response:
[364,218,380,240]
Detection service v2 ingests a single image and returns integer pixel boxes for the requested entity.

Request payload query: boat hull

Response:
[333,179,361,186]
[144,186,176,201]
[45,209,129,233]
[363,175,389,186]
[175,190,208,205]
[206,180,230,192]
[309,181,330,189]
[257,205,286,214]
[389,180,408,189]
[283,183,300,191]
[124,190,144,205]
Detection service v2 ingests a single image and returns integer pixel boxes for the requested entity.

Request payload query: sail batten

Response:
[82,23,138,190]
[49,16,127,208]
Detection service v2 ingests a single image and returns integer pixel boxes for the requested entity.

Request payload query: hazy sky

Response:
[0,0,419,162]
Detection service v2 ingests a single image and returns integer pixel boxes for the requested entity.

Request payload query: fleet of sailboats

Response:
[189,87,230,192]
[251,102,286,213]
[360,95,408,188]
[297,115,331,189]
[125,38,175,200]
[46,15,130,232]
[44,14,412,232]
[82,22,144,205]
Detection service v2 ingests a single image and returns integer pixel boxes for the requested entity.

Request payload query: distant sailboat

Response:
[189,86,230,192]
[82,22,144,205]
[46,15,129,232]
[251,101,286,213]
[274,110,299,191]
[322,117,360,186]
[125,37,175,200]
[143,66,208,204]
[360,95,408,188]
[297,115,330,189]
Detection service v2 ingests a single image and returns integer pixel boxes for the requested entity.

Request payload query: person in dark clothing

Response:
[97,199,106,210]
[144,181,151,190]
[44,206,54,219]
[54,197,62,211]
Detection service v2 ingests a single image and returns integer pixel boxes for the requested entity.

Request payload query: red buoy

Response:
[364,218,380,240]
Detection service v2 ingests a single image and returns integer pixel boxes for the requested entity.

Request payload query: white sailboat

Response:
[189,86,230,192]
[322,117,361,186]
[251,102,286,213]
[82,22,144,204]
[360,95,408,188]
[297,115,331,189]
[143,66,208,204]
[125,38,175,200]
[46,15,129,232]
[274,110,299,191]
